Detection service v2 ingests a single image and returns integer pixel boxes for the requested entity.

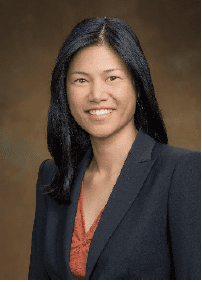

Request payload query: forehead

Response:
[68,44,129,73]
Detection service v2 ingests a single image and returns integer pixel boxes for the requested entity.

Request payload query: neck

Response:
[88,123,139,179]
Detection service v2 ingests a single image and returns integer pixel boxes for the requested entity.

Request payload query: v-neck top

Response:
[69,181,105,279]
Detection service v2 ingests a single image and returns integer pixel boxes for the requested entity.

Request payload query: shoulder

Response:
[37,159,57,186]
[152,142,200,167]
[149,143,200,185]
[153,144,201,198]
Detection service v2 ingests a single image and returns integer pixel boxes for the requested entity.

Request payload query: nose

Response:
[88,79,108,102]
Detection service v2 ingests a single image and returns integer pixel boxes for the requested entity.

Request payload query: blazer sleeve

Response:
[28,160,50,280]
[168,150,201,280]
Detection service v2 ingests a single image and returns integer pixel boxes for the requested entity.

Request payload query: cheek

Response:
[66,93,76,117]
[67,88,79,110]
[67,85,86,105]
[68,96,85,124]
[69,100,80,118]
[117,84,137,108]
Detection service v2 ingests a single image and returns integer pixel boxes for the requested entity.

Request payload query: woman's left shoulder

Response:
[154,142,201,165]
[157,144,201,186]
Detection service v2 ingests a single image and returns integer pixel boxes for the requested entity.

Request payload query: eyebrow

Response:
[70,68,122,75]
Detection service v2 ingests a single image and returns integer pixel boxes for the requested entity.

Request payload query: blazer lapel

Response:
[85,128,157,279]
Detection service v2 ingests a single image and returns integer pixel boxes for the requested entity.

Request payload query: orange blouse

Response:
[69,181,105,278]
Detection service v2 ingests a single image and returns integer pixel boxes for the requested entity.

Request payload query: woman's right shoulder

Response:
[37,159,56,186]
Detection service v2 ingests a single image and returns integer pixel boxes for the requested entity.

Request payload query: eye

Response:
[107,76,119,82]
[75,78,87,84]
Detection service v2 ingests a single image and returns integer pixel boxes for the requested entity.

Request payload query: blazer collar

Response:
[128,128,156,163]
[61,128,157,279]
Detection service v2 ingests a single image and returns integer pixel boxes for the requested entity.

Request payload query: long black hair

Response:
[40,17,168,205]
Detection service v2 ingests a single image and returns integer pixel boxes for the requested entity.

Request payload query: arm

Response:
[168,150,201,279]
[28,160,50,280]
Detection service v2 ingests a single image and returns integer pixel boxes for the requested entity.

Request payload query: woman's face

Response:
[66,44,137,139]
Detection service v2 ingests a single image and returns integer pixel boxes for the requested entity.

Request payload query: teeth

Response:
[89,109,113,115]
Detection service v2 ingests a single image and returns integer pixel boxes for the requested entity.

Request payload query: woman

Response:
[28,17,201,280]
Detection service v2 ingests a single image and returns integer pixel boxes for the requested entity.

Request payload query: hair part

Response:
[40,17,168,205]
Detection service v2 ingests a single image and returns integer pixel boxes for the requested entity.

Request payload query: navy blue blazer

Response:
[28,128,201,280]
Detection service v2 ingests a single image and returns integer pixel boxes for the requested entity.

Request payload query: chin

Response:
[90,134,112,139]
[88,128,120,140]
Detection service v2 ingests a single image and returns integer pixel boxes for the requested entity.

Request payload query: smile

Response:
[89,109,113,115]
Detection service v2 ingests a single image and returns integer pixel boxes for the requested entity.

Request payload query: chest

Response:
[82,175,118,233]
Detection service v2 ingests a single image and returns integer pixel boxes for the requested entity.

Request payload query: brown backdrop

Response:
[0,0,200,279]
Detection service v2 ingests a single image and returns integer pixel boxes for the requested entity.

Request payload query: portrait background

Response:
[0,0,200,279]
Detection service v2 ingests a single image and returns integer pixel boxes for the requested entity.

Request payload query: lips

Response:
[86,108,114,112]
[87,108,114,120]
[89,108,114,116]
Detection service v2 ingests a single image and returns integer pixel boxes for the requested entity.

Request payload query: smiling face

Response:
[66,44,137,140]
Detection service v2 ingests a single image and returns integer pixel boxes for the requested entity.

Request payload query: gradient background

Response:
[0,0,200,279]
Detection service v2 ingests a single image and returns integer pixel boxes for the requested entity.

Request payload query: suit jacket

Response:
[28,128,201,280]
